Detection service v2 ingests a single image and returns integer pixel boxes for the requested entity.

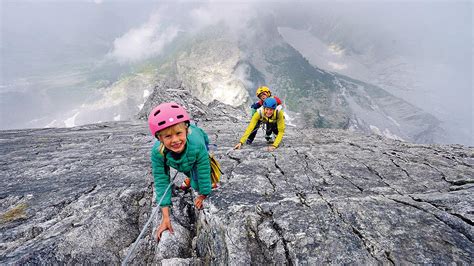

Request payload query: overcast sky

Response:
[1,0,472,144]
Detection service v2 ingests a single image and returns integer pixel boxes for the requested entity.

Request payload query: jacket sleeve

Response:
[195,147,212,196]
[273,110,285,148]
[250,101,261,109]
[239,111,261,144]
[151,146,172,207]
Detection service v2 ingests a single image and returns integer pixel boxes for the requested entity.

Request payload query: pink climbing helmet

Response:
[148,102,190,137]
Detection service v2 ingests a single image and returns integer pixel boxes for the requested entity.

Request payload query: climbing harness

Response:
[251,121,265,136]
[260,122,267,133]
[121,171,179,266]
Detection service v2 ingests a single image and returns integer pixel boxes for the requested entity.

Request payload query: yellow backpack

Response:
[209,153,222,185]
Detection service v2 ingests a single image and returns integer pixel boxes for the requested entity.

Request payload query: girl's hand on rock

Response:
[156,207,173,242]
[194,195,207,209]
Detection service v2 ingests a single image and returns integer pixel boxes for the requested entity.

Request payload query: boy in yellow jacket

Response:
[234,97,285,152]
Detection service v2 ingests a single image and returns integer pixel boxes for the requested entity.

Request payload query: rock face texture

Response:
[1,84,473,264]
[203,129,473,264]
[0,122,155,264]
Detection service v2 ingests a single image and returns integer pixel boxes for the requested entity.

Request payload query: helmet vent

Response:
[148,102,190,136]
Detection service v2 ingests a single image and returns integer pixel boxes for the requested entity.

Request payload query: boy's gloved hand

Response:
[194,195,207,209]
[250,102,260,109]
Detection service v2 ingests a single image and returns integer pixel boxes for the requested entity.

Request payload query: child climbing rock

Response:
[148,102,212,241]
[235,97,285,152]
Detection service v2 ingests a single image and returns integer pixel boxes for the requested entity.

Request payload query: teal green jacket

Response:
[151,124,212,207]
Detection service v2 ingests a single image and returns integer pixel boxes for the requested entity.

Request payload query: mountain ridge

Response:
[144,17,447,144]
[1,81,472,264]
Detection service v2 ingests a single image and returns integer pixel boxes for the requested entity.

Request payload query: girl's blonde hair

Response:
[157,122,189,137]
[156,122,191,155]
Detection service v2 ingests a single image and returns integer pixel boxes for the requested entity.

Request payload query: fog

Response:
[1,0,472,145]
[1,1,156,129]
[270,1,473,145]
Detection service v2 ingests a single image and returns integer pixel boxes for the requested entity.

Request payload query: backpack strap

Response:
[159,143,171,176]
[275,105,282,119]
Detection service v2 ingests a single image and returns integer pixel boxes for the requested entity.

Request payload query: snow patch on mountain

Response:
[278,26,417,94]
[64,112,79,128]
[278,27,369,80]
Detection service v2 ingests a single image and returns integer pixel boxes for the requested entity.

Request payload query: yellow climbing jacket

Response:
[239,106,285,147]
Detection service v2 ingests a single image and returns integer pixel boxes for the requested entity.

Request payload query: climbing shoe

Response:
[246,139,253,145]
[180,177,191,191]
[265,134,274,144]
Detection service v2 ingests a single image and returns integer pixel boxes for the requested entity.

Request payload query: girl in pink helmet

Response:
[148,102,212,242]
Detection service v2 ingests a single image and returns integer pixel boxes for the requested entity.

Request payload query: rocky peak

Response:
[171,30,250,108]
[1,82,473,264]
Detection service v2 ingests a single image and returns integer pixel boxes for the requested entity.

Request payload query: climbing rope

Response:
[121,171,179,266]
[242,121,265,141]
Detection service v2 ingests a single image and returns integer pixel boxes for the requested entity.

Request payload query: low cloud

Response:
[107,12,179,64]
[108,1,256,63]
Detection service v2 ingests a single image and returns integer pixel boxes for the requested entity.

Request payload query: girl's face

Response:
[158,123,188,153]
[259,92,269,101]
[264,107,274,118]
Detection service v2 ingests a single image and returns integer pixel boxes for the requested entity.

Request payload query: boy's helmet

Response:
[256,86,271,97]
[148,102,190,136]
[263,97,277,109]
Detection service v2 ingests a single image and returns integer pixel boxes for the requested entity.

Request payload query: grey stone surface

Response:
[0,122,155,264]
[1,84,473,264]
[201,128,473,264]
